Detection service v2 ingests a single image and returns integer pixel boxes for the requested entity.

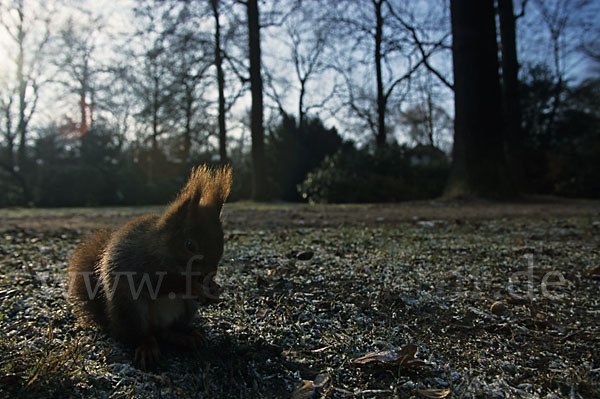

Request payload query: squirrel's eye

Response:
[185,239,198,253]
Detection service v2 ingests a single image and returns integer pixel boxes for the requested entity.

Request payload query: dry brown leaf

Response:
[296,251,314,261]
[512,246,536,254]
[351,343,427,367]
[512,246,555,256]
[586,265,600,276]
[417,388,451,398]
[291,380,316,399]
[291,374,329,399]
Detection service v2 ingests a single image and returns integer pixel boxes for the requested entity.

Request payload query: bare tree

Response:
[139,45,174,156]
[0,0,51,202]
[290,26,326,127]
[332,0,450,148]
[52,17,102,139]
[399,75,452,149]
[262,1,339,128]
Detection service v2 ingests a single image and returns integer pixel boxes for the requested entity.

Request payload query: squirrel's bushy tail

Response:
[66,229,112,327]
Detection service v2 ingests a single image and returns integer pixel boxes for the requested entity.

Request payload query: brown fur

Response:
[67,228,113,326]
[66,165,232,368]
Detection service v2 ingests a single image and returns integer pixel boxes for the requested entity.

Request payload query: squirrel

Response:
[66,165,232,369]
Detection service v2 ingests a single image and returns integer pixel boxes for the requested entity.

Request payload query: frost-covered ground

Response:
[0,200,599,398]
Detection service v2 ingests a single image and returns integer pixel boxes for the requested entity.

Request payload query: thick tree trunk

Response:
[247,0,268,201]
[373,0,386,149]
[211,0,227,163]
[445,0,515,198]
[498,0,524,191]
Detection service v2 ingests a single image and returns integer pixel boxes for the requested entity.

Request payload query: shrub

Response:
[267,115,343,201]
[298,143,449,203]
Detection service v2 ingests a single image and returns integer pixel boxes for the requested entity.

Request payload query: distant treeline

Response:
[1,74,599,207]
[0,114,449,207]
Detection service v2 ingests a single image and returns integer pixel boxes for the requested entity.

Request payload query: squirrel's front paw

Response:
[192,276,221,304]
[162,329,206,350]
[135,336,160,369]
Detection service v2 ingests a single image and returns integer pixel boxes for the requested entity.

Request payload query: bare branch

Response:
[333,64,377,136]
[386,4,454,91]
[516,0,529,19]
[262,67,289,116]
[222,50,250,83]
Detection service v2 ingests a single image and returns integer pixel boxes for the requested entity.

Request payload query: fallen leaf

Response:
[417,388,451,398]
[312,374,329,389]
[351,343,427,367]
[291,374,329,399]
[512,246,554,256]
[586,265,600,276]
[296,251,314,261]
[512,246,536,254]
[291,380,315,399]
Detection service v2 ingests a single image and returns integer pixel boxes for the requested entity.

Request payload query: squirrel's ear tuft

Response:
[161,165,232,226]
[199,165,232,214]
[178,165,210,207]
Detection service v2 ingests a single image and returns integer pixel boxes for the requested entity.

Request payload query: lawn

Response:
[0,199,599,398]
